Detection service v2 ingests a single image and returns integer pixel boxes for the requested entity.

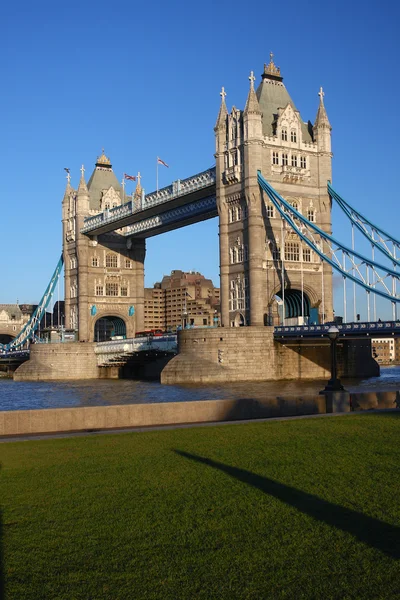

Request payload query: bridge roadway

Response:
[274,320,400,339]
[81,168,216,238]
[94,334,178,366]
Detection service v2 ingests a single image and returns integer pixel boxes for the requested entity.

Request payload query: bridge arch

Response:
[0,332,15,345]
[266,283,320,325]
[94,316,127,342]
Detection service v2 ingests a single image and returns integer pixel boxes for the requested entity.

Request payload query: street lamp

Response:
[320,326,345,393]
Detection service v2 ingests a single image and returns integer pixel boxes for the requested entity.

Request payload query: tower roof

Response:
[256,54,312,141]
[87,150,122,211]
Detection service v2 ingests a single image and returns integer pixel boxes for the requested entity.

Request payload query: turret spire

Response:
[262,52,283,82]
[314,86,331,129]
[215,86,228,129]
[244,71,261,115]
[77,164,89,194]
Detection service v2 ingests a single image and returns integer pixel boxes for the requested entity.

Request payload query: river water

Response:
[1,366,400,412]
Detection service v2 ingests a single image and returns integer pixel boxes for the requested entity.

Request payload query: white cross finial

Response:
[249,71,256,89]
[318,86,325,101]
[121,177,125,189]
[270,51,274,63]
[137,171,141,185]
[220,86,226,101]
[67,172,71,184]
[80,164,85,178]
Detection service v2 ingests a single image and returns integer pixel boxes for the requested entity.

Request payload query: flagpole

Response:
[156,157,159,195]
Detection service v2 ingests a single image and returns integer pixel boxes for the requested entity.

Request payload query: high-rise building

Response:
[144,270,220,331]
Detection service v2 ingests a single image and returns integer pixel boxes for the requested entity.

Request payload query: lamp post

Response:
[320,326,345,393]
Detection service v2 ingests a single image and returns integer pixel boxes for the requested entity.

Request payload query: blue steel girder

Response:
[328,182,400,266]
[258,172,400,304]
[0,255,64,352]
[81,168,217,237]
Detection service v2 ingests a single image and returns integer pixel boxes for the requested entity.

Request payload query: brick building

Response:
[144,270,220,331]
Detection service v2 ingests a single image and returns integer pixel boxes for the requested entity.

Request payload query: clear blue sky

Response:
[1,0,399,320]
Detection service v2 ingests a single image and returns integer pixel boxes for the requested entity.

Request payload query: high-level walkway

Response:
[81,168,216,237]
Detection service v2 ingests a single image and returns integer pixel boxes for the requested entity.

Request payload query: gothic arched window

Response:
[281,128,288,141]
[291,130,297,143]
[106,253,118,268]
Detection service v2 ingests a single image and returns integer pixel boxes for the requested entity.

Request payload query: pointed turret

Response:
[76,164,90,217]
[215,87,228,130]
[62,169,75,221]
[314,86,331,129]
[243,71,262,142]
[244,71,261,116]
[313,87,332,153]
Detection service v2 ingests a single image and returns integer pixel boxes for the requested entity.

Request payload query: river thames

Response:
[1,366,400,412]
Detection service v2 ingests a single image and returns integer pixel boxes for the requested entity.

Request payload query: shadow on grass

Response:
[174,450,399,559]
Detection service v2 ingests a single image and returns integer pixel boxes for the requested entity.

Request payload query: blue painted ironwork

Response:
[0,255,64,352]
[328,182,400,265]
[258,172,400,303]
[81,167,216,234]
[274,321,400,338]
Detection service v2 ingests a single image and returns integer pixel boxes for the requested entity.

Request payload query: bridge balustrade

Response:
[274,321,400,338]
[82,168,216,234]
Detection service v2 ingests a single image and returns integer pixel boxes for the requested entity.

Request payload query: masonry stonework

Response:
[215,55,333,328]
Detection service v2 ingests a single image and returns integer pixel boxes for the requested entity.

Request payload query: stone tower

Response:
[215,54,333,327]
[62,151,145,341]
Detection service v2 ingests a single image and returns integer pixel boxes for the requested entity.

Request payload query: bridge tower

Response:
[215,55,333,327]
[62,151,145,341]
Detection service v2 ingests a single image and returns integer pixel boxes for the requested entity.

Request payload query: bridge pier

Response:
[161,328,379,385]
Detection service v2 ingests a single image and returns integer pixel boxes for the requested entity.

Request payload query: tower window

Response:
[307,209,315,222]
[285,242,300,261]
[272,245,281,261]
[106,283,119,296]
[106,253,118,268]
[303,247,311,262]
[282,154,288,166]
[281,128,288,141]
[92,257,99,267]
[291,130,297,143]
[292,201,299,212]
[266,204,274,218]
[291,155,298,167]
[272,151,279,165]
[300,156,307,169]
[125,259,132,269]
[95,285,104,296]
[120,286,128,297]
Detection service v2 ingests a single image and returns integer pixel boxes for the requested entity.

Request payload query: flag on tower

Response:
[157,157,169,168]
[124,173,136,180]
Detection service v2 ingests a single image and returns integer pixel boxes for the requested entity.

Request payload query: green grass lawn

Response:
[0,413,399,599]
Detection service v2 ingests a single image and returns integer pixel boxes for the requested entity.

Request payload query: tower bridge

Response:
[8,54,400,383]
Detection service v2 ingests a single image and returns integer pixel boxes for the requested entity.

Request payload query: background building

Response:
[144,270,220,331]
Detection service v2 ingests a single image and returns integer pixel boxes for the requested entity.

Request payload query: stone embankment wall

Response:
[0,392,397,437]
[161,327,379,384]
[14,343,99,381]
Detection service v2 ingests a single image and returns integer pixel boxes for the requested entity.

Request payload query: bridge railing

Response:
[274,321,400,337]
[95,335,177,364]
[82,167,216,233]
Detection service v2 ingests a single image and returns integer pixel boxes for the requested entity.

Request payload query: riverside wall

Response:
[0,392,397,437]
[161,327,379,384]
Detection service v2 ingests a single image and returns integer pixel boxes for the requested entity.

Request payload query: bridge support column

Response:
[132,239,145,332]
[247,188,265,327]
[219,213,230,327]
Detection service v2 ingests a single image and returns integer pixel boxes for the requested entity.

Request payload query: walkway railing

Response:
[82,167,216,234]
[274,321,400,338]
